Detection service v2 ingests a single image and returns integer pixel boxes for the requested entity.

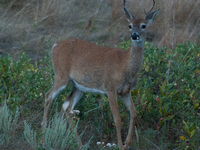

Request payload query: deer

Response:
[41,0,159,149]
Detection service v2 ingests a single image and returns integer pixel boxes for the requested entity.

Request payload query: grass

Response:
[0,104,19,148]
[24,112,91,150]
[0,103,91,149]
[0,0,199,60]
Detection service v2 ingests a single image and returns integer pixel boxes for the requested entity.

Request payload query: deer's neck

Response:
[127,41,144,75]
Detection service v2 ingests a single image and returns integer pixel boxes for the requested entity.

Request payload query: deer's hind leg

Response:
[62,85,83,147]
[41,75,69,128]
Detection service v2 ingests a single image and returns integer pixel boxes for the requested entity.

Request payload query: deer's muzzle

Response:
[131,33,140,40]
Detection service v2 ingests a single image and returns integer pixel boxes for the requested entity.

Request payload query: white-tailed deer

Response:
[41,0,159,149]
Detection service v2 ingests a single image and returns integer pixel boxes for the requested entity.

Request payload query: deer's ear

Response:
[145,9,160,26]
[124,7,134,22]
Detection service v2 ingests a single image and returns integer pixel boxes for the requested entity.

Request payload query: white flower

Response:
[112,143,116,147]
[106,143,112,147]
[70,110,80,114]
[97,142,101,145]
[73,110,80,114]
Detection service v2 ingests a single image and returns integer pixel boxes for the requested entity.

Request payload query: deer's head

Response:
[124,0,159,46]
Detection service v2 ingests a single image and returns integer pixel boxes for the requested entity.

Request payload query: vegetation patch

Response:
[0,39,199,149]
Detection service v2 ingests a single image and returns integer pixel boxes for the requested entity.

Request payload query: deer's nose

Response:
[131,33,140,40]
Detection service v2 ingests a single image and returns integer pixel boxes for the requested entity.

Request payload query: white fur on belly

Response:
[73,80,106,94]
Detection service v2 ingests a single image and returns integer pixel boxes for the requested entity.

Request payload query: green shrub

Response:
[134,41,200,149]
[24,112,91,150]
[0,53,56,115]
[0,103,20,146]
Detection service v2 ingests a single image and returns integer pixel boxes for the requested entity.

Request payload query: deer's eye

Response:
[129,25,132,29]
[141,24,146,29]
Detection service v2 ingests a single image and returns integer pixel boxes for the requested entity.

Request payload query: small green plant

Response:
[0,103,20,146]
[0,53,56,115]
[115,37,131,50]
[178,120,199,150]
[24,112,91,150]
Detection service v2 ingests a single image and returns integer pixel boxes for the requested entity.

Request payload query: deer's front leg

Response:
[107,91,123,149]
[121,92,137,149]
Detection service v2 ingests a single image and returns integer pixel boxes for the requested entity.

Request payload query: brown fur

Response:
[52,39,141,94]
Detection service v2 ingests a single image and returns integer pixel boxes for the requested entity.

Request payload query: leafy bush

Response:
[0,53,55,115]
[137,41,200,149]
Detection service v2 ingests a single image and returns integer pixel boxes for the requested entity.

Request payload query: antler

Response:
[144,0,155,15]
[124,0,127,7]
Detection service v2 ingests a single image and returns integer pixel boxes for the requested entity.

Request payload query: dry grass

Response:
[0,0,110,60]
[0,0,199,61]
[159,0,200,48]
[110,0,200,48]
